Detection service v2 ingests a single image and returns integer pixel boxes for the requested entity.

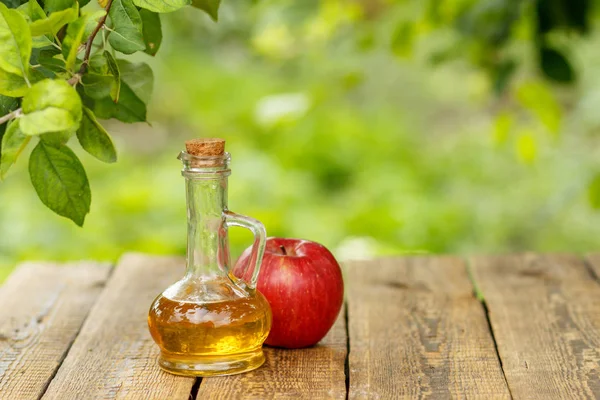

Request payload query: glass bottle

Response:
[148,139,272,377]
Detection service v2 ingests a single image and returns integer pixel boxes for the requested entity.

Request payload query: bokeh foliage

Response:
[2,0,600,280]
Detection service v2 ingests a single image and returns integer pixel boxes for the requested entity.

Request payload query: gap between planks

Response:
[344,256,511,399]
[469,253,600,399]
[583,254,600,284]
[465,259,514,400]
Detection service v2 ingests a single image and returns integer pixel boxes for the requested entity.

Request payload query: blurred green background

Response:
[2,0,600,280]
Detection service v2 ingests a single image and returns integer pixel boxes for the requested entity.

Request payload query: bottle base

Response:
[157,349,266,377]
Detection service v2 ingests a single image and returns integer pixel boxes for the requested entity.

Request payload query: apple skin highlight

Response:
[234,238,344,349]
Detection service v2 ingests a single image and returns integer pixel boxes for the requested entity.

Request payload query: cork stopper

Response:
[185,138,225,157]
[183,138,226,169]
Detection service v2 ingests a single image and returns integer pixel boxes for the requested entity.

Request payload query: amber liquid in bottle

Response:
[148,277,271,376]
[149,141,271,376]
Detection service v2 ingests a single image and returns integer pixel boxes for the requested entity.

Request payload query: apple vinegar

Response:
[148,281,271,376]
[148,139,272,376]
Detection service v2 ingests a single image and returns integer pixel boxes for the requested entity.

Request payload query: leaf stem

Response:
[0,108,22,126]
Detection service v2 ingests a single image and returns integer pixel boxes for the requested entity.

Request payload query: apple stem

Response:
[280,245,287,256]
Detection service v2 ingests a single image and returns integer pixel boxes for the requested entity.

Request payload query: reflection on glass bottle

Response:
[148,139,271,377]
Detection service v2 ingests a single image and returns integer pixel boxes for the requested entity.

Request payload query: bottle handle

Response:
[223,210,267,290]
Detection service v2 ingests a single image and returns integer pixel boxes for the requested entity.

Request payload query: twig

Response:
[81,0,113,74]
[68,0,114,85]
[0,108,22,125]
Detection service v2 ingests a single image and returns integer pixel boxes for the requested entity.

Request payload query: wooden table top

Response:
[1,253,599,399]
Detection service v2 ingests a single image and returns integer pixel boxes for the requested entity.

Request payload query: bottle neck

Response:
[185,174,230,279]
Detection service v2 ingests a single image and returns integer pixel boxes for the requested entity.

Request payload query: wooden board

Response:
[41,253,196,400]
[470,254,600,399]
[345,256,510,399]
[0,262,110,400]
[197,312,347,399]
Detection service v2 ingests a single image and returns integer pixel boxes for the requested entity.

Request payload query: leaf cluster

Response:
[0,0,220,225]
[455,0,590,91]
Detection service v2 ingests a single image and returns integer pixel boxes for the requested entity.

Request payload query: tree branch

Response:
[0,108,22,126]
[67,0,114,85]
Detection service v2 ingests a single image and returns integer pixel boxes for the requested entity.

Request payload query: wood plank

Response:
[42,253,196,400]
[586,253,600,281]
[471,254,600,399]
[0,261,110,400]
[346,256,510,399]
[197,311,347,399]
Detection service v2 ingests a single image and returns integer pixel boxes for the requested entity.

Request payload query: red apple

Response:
[233,237,344,349]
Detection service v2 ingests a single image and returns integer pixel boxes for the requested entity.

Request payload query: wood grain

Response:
[586,253,600,281]
[41,253,196,400]
[0,262,110,400]
[471,254,600,399]
[345,256,510,399]
[197,311,347,399]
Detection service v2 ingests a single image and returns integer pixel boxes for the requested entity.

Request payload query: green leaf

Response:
[516,81,561,135]
[33,48,66,78]
[493,111,513,145]
[61,14,88,72]
[82,73,113,99]
[566,0,590,34]
[83,9,106,38]
[516,131,537,164]
[92,83,146,122]
[20,79,82,135]
[28,140,91,226]
[0,2,31,78]
[0,93,18,115]
[86,60,151,122]
[23,0,46,22]
[77,106,116,162]
[103,51,120,101]
[37,48,66,73]
[0,67,28,96]
[30,4,77,36]
[118,59,152,104]
[27,63,47,82]
[40,130,73,146]
[133,0,189,13]
[108,0,145,55]
[493,60,516,96]
[88,53,108,73]
[29,0,45,19]
[0,94,18,154]
[390,22,414,58]
[589,174,600,209]
[80,53,118,101]
[32,35,54,48]
[540,46,575,83]
[536,0,590,34]
[43,0,75,13]
[1,119,30,179]
[140,9,161,56]
[535,0,554,34]
[191,0,219,21]
[1,0,23,9]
